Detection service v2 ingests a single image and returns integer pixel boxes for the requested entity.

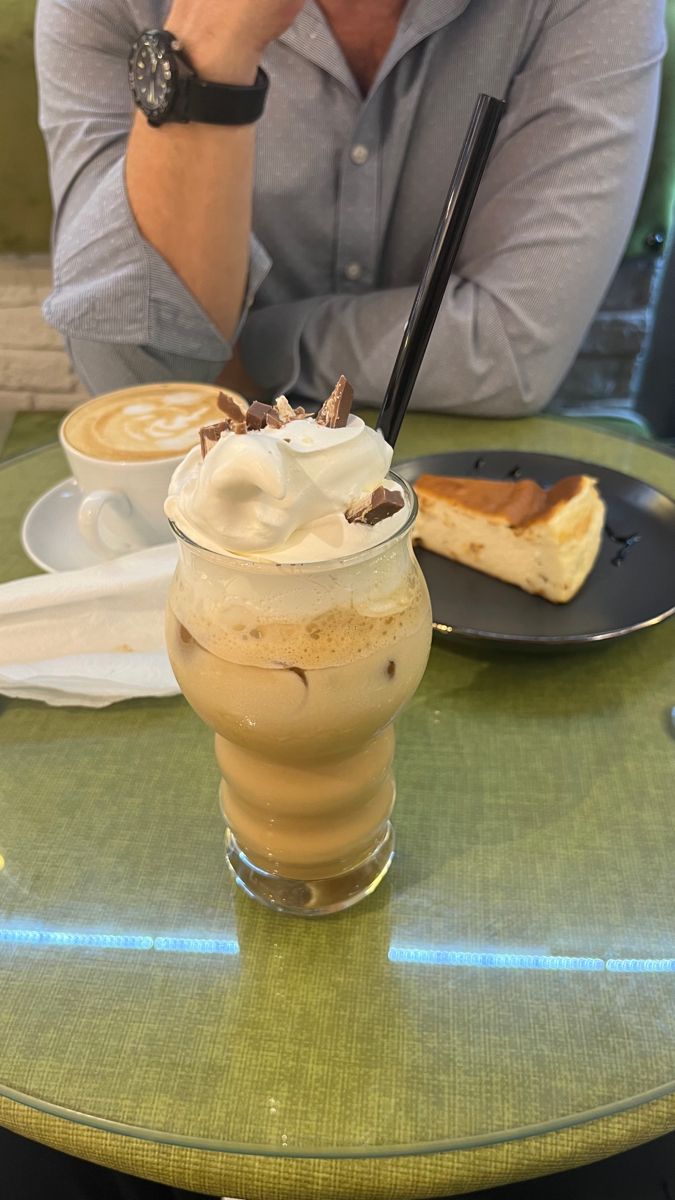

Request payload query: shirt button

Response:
[344,261,363,281]
[350,143,369,165]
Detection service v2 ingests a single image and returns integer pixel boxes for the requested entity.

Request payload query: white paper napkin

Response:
[0,544,180,706]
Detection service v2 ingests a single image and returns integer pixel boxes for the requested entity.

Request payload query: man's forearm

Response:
[125,24,259,343]
[126,113,255,342]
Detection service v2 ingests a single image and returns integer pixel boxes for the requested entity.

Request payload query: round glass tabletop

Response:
[0,414,674,1161]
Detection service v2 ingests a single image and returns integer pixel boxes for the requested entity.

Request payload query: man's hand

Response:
[216,346,269,402]
[166,0,306,83]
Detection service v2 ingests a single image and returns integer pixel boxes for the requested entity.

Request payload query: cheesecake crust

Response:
[414,474,590,529]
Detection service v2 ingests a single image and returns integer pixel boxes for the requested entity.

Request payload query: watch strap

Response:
[179,68,269,126]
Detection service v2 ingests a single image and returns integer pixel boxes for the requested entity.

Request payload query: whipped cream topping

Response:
[164,414,407,563]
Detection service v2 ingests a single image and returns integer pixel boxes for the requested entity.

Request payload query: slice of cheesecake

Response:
[414,473,606,603]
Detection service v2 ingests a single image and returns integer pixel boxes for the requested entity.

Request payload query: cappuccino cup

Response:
[59,383,235,558]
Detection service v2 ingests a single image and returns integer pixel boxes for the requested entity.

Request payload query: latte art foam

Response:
[63,384,232,462]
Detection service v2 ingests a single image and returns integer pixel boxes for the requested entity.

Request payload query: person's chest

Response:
[254,0,541,304]
[315,0,406,95]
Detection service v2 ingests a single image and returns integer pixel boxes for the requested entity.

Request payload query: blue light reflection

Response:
[389,947,675,974]
[607,958,675,973]
[0,929,238,955]
[0,929,152,950]
[1,930,673,973]
[154,937,239,955]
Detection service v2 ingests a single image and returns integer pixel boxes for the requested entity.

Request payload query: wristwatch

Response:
[128,29,269,127]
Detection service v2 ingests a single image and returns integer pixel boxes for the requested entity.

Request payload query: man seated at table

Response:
[36,0,664,416]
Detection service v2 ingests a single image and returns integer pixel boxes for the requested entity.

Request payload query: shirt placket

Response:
[334,99,382,294]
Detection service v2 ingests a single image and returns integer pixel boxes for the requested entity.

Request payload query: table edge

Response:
[1,1072,674,1160]
[0,1087,673,1198]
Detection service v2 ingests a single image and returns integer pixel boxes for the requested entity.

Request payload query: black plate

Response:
[395,451,675,648]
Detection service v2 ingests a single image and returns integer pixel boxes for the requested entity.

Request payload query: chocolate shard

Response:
[199,420,231,458]
[269,395,307,426]
[246,401,276,431]
[316,375,353,428]
[217,390,247,420]
[273,395,297,424]
[345,486,405,526]
[217,390,248,434]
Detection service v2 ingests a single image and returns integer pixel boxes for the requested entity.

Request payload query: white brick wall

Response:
[0,255,89,414]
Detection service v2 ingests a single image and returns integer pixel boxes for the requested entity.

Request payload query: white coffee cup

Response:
[59,383,235,558]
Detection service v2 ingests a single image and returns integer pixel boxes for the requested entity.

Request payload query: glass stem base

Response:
[224,824,395,917]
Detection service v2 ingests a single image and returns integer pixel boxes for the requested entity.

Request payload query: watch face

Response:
[129,31,176,123]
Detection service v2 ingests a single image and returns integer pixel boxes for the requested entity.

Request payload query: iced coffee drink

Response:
[165,380,431,915]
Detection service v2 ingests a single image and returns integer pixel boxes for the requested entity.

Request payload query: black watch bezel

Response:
[128,30,182,126]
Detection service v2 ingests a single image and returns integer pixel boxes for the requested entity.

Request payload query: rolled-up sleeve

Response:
[242,0,665,415]
[35,0,271,386]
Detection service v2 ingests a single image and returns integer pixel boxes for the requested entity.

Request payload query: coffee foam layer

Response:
[169,569,429,670]
[168,534,427,668]
[63,384,230,462]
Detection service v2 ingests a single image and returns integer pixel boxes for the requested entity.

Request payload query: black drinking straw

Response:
[377,94,505,448]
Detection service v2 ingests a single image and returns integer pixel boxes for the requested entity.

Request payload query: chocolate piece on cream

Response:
[316,375,353,428]
[273,395,297,424]
[346,486,405,526]
[199,420,231,458]
[273,395,308,424]
[217,391,247,433]
[246,401,276,431]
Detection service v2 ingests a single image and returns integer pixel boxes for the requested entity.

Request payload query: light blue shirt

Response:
[36,0,665,414]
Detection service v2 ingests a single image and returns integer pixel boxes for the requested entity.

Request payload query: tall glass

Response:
[166,475,431,916]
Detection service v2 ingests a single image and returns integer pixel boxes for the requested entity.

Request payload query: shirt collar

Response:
[400,0,472,37]
[278,1,472,96]
[278,4,355,93]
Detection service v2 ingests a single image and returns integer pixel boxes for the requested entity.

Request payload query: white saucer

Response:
[21,478,114,573]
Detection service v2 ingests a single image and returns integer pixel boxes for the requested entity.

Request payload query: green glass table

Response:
[0,413,674,1199]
